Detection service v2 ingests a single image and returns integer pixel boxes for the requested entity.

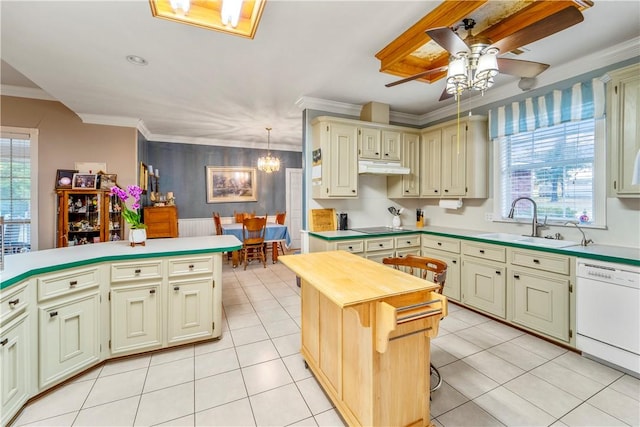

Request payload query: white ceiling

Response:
[1,1,639,152]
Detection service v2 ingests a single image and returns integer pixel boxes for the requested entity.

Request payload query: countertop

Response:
[309,226,640,266]
[278,251,439,308]
[0,235,242,290]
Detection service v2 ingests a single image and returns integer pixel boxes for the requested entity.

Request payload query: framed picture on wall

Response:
[72,173,98,189]
[206,166,257,203]
[55,169,78,189]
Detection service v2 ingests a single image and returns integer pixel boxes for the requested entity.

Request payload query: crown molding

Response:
[0,84,56,101]
[77,113,142,128]
[295,96,362,116]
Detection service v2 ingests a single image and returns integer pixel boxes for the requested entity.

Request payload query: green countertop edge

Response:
[308,230,640,267]
[0,245,243,290]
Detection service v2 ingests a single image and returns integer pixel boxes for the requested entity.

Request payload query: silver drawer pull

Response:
[8,298,19,307]
[134,269,142,274]
[69,280,78,287]
[50,311,58,318]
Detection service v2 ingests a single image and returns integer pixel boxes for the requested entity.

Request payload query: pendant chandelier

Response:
[257,127,281,173]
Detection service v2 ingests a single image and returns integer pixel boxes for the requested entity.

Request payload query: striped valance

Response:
[488,78,605,139]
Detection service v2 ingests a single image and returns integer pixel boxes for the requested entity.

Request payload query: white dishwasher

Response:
[576,258,640,377]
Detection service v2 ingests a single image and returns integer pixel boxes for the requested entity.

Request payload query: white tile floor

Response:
[11,258,640,427]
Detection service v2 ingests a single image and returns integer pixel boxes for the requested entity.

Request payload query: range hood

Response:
[358,160,410,175]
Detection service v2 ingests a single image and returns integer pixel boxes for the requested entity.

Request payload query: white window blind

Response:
[498,118,597,224]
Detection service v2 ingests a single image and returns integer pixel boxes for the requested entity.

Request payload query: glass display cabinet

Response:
[56,189,123,247]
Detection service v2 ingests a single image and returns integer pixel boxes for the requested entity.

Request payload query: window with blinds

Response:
[0,133,32,254]
[497,118,597,224]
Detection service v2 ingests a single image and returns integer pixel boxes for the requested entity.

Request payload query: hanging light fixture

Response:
[445,43,499,100]
[257,127,281,173]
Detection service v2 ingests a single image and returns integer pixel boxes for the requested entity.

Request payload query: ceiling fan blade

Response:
[385,65,448,88]
[426,27,469,55]
[491,6,584,54]
[439,88,453,102]
[497,58,550,78]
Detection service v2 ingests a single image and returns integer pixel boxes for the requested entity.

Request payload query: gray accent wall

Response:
[141,140,302,218]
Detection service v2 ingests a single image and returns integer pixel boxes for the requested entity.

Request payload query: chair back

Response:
[234,211,256,223]
[242,216,266,246]
[275,211,286,225]
[382,254,447,293]
[212,212,223,235]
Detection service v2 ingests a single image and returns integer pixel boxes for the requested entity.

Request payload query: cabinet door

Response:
[462,259,506,318]
[441,124,467,196]
[359,127,381,159]
[381,130,401,161]
[420,129,441,196]
[39,292,100,388]
[329,123,358,197]
[111,283,162,355]
[511,269,570,342]
[167,278,213,345]
[1,315,29,426]
[423,249,461,301]
[402,133,420,196]
[301,282,320,363]
[319,293,342,396]
[611,65,640,195]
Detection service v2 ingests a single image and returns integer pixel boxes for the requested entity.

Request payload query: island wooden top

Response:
[278,250,439,308]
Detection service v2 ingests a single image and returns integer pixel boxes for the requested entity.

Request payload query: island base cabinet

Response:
[510,269,570,342]
[300,277,443,426]
[167,278,213,345]
[39,292,100,388]
[1,314,29,427]
[111,283,162,355]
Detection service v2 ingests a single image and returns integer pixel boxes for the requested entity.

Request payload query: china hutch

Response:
[56,189,124,247]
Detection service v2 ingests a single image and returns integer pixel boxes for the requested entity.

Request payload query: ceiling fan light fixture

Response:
[221,0,244,28]
[257,127,281,173]
[475,49,499,80]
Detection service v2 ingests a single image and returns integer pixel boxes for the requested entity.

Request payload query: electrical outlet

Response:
[485,212,494,221]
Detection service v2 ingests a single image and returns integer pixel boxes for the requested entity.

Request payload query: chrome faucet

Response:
[565,221,594,246]
[508,197,546,237]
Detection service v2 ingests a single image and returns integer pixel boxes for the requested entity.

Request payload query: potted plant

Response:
[110,185,147,246]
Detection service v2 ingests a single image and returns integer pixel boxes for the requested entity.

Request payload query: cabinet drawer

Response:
[38,267,100,302]
[395,234,420,249]
[111,260,163,283]
[510,249,570,275]
[0,282,29,326]
[336,240,364,254]
[462,242,506,263]
[168,256,213,277]
[422,235,460,254]
[365,237,394,252]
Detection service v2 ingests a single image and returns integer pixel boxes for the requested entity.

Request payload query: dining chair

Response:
[274,211,287,256]
[212,212,223,235]
[241,216,267,270]
[234,211,256,223]
[381,254,447,393]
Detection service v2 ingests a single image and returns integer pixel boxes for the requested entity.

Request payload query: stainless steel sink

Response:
[476,233,578,248]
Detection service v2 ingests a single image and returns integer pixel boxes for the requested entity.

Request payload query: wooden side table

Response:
[143,206,178,238]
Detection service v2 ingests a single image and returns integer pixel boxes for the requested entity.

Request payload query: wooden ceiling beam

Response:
[375,0,488,72]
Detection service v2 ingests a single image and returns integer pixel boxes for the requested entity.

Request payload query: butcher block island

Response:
[279,251,447,427]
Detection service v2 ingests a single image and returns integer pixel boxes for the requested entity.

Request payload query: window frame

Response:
[492,117,606,229]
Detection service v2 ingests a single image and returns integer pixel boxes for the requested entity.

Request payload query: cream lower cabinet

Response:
[364,237,395,263]
[1,281,31,426]
[421,235,462,301]
[37,268,101,389]
[461,242,507,318]
[111,283,162,355]
[508,248,573,343]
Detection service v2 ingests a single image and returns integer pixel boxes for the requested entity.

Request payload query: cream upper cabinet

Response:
[609,63,640,197]
[358,126,381,159]
[381,130,401,161]
[387,132,420,197]
[312,119,358,199]
[420,116,488,198]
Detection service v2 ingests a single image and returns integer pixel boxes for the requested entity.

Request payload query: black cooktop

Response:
[351,226,415,234]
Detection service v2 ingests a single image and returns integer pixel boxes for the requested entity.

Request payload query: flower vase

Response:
[129,228,147,247]
[392,215,401,228]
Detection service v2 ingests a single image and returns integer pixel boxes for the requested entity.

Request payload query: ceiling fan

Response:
[385,6,584,101]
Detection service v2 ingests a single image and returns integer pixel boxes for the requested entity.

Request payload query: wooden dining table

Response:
[221,222,292,267]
